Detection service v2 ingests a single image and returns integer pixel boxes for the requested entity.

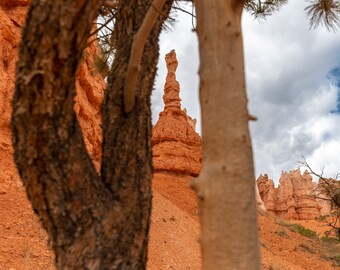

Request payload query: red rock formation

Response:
[0,2,105,172]
[257,174,277,216]
[0,2,30,168]
[74,40,106,171]
[152,50,202,176]
[257,169,329,220]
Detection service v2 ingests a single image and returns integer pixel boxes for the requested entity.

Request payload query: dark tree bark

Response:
[11,0,173,269]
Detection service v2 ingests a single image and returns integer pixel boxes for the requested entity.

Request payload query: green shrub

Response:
[322,255,340,267]
[289,223,318,238]
[276,219,317,238]
[321,236,340,244]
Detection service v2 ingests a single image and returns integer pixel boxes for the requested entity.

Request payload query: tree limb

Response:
[123,0,166,113]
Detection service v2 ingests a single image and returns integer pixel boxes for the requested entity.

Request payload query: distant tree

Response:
[301,158,340,238]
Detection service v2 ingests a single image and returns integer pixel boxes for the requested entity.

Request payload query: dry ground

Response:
[0,158,339,269]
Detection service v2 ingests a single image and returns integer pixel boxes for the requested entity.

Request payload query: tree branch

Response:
[123,0,166,113]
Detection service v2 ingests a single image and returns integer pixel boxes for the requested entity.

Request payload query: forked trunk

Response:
[193,1,261,269]
[11,0,172,268]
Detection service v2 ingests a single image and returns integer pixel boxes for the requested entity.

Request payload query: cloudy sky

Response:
[151,1,340,185]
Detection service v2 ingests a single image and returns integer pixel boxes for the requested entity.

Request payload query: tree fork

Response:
[11,0,173,268]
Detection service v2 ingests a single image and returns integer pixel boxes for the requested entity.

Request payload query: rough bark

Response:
[124,0,167,112]
[192,0,261,269]
[11,0,172,269]
[100,0,173,267]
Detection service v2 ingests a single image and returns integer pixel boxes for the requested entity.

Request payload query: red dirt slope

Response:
[1,167,339,269]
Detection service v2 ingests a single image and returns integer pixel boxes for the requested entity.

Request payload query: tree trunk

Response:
[193,0,261,269]
[11,0,172,269]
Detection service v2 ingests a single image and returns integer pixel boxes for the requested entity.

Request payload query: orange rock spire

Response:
[152,50,202,176]
[163,50,181,110]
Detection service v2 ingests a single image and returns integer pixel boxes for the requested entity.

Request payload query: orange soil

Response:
[0,163,338,269]
[0,145,54,269]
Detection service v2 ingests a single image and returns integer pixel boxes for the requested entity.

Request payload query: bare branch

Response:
[90,15,116,39]
[245,0,288,19]
[300,157,340,236]
[172,6,196,17]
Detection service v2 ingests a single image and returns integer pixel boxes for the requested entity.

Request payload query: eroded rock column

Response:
[152,50,202,176]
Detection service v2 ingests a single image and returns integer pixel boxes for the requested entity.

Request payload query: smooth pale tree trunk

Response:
[193,0,261,269]
[11,0,172,268]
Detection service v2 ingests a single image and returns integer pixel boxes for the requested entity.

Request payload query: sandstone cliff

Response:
[257,169,331,220]
[74,39,106,171]
[152,50,202,176]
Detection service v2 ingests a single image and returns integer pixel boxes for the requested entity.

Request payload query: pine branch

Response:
[305,0,340,31]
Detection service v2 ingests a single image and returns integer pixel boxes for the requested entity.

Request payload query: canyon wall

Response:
[0,2,105,172]
[257,169,331,220]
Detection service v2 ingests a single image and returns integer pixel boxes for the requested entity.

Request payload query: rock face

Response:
[0,2,105,172]
[0,3,29,156]
[152,50,202,176]
[257,169,330,220]
[74,40,106,171]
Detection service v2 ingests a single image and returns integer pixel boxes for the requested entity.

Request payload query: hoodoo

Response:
[257,169,331,220]
[152,50,202,176]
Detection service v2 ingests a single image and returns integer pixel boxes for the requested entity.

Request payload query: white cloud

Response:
[153,2,340,184]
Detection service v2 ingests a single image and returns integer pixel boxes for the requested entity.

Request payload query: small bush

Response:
[298,244,316,254]
[289,224,318,238]
[322,255,340,267]
[268,264,285,270]
[315,215,329,222]
[276,219,317,238]
[275,229,288,237]
[321,236,340,244]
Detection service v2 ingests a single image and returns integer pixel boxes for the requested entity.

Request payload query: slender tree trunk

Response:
[11,0,172,268]
[193,1,261,269]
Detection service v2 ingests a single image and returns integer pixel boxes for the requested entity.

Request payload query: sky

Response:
[151,1,340,185]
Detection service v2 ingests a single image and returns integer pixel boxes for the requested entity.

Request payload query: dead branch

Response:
[123,0,166,113]
[172,6,196,17]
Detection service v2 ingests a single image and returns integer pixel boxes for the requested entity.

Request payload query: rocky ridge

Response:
[257,169,331,220]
